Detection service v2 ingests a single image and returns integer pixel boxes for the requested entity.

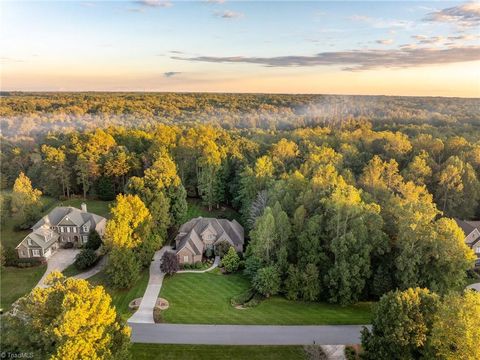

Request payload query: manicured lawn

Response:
[62,262,83,277]
[129,344,306,360]
[181,198,241,224]
[160,273,372,325]
[88,269,150,321]
[0,265,46,310]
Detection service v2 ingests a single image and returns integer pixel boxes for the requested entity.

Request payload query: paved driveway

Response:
[128,246,172,324]
[129,323,369,345]
[36,248,80,288]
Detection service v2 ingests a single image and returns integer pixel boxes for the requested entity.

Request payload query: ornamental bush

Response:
[74,249,97,270]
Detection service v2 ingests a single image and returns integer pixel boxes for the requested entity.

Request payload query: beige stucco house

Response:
[16,203,106,260]
[455,218,480,267]
[175,217,244,265]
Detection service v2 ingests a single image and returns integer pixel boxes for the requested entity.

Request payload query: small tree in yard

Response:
[106,247,141,289]
[160,251,179,275]
[222,247,240,273]
[253,265,280,297]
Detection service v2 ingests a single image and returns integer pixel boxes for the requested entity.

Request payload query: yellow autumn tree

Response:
[11,172,42,221]
[104,193,151,249]
[429,290,480,360]
[0,272,131,360]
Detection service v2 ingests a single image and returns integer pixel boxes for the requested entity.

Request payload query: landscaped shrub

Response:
[182,263,191,270]
[194,261,203,269]
[85,230,102,250]
[15,257,45,268]
[244,294,263,308]
[221,246,240,273]
[230,289,255,306]
[4,246,19,266]
[160,251,179,275]
[205,247,214,259]
[74,249,98,270]
[214,240,231,258]
[344,346,357,360]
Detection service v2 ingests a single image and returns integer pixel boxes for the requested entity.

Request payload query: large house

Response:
[175,217,244,264]
[16,203,106,260]
[455,219,480,266]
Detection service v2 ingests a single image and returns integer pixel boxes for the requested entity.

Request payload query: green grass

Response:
[160,273,372,325]
[0,265,46,310]
[129,344,306,360]
[181,198,241,224]
[88,269,150,321]
[61,262,83,277]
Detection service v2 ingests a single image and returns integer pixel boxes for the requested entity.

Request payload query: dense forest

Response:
[1,92,479,141]
[1,93,479,307]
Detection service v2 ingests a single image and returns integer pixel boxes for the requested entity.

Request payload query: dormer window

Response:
[82,225,89,233]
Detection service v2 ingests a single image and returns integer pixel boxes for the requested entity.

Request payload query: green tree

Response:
[361,288,439,360]
[252,266,281,297]
[222,246,240,273]
[301,263,320,302]
[0,272,130,359]
[285,264,302,300]
[106,248,141,289]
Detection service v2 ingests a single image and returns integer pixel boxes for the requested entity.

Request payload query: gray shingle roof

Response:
[32,206,105,230]
[175,217,244,255]
[455,218,477,237]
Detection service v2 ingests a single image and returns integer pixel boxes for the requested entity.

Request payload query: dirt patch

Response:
[234,305,247,310]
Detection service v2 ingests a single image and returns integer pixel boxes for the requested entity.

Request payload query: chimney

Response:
[81,203,87,212]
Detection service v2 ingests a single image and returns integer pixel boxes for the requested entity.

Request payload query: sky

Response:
[1,0,479,97]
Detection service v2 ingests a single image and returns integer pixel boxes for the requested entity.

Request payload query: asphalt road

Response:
[129,323,369,345]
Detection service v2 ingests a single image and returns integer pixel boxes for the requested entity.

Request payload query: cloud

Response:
[424,1,480,27]
[164,71,181,77]
[136,0,172,8]
[376,39,394,45]
[172,46,480,71]
[207,0,226,4]
[348,15,413,29]
[412,35,446,45]
[214,10,243,19]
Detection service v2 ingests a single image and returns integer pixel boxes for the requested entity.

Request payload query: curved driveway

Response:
[36,249,80,288]
[129,323,369,345]
[128,246,171,324]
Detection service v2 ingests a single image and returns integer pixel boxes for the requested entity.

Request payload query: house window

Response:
[73,227,77,233]
[27,238,32,246]
[183,255,189,263]
[32,249,40,257]
[83,236,88,243]
[60,227,64,233]
[21,250,26,256]
[82,225,89,233]
[476,246,480,254]
[67,227,71,233]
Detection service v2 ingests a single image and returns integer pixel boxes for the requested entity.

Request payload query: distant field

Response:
[160,272,372,325]
[129,344,306,360]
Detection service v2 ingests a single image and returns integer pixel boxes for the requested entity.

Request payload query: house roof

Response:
[32,206,105,230]
[175,217,244,255]
[455,218,477,237]
[16,227,59,250]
